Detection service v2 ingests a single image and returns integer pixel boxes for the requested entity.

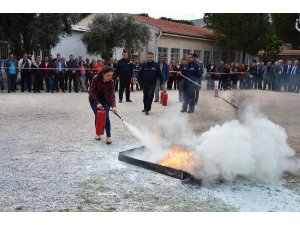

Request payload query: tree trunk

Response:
[242,50,246,64]
[226,38,230,64]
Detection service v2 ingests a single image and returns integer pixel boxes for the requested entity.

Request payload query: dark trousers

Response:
[263,78,272,90]
[173,78,177,90]
[113,78,119,91]
[7,74,16,92]
[33,74,42,92]
[90,101,111,137]
[167,76,174,90]
[21,72,32,92]
[45,76,53,92]
[0,73,4,91]
[288,76,297,92]
[143,80,156,111]
[119,77,131,100]
[54,73,60,91]
[68,72,78,92]
[182,80,196,112]
[64,73,68,91]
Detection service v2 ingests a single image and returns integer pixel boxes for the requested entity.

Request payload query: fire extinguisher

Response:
[162,92,168,106]
[160,91,165,104]
[96,110,106,135]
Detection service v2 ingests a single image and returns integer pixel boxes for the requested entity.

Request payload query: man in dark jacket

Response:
[181,53,200,113]
[31,56,43,93]
[138,52,163,115]
[66,54,79,93]
[117,51,134,103]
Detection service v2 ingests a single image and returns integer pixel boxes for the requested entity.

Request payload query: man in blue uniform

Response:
[181,53,200,113]
[138,52,163,115]
[117,51,134,103]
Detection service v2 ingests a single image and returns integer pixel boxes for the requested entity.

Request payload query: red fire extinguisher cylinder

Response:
[96,110,106,135]
[162,92,168,106]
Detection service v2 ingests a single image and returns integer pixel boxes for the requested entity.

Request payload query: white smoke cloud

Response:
[124,105,298,183]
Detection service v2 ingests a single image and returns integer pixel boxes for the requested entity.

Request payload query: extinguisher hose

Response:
[109,109,124,122]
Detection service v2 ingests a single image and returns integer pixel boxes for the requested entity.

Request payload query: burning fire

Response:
[159,145,195,171]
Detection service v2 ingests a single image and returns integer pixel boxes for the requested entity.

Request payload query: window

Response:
[183,49,192,59]
[204,51,210,68]
[194,50,202,60]
[0,42,9,60]
[171,48,180,64]
[157,47,168,62]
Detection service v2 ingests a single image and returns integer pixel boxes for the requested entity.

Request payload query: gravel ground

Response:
[0,83,300,212]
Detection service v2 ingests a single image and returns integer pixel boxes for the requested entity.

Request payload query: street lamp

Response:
[296,13,300,32]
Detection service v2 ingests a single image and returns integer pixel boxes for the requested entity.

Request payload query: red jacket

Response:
[89,75,116,108]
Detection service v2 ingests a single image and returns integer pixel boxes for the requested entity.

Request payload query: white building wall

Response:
[51,31,123,60]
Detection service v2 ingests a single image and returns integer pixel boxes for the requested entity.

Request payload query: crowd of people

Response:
[204,59,300,93]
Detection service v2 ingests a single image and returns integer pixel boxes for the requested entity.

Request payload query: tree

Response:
[204,13,271,63]
[272,13,300,49]
[259,34,282,62]
[81,14,150,60]
[0,13,79,58]
[159,17,194,26]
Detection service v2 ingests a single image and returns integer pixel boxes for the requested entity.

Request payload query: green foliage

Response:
[137,13,149,17]
[81,14,150,60]
[159,17,194,26]
[260,34,282,62]
[0,13,76,58]
[204,13,271,62]
[272,13,300,49]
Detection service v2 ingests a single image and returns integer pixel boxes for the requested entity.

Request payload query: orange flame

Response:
[159,145,194,171]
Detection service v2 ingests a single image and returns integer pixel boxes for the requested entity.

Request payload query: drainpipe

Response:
[155,29,162,62]
[295,14,300,32]
[211,41,217,63]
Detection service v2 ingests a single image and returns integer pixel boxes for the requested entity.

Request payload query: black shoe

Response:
[145,111,149,115]
[154,100,159,102]
[126,99,132,102]
[187,110,194,113]
[119,100,122,103]
[180,110,187,113]
[142,109,145,112]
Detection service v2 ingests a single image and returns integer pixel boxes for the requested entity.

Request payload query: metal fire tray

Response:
[118,146,193,180]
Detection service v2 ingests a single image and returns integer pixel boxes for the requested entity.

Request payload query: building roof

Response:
[132,15,214,40]
[72,14,214,40]
[278,50,300,56]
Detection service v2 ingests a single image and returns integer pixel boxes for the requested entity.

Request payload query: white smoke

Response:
[124,106,298,183]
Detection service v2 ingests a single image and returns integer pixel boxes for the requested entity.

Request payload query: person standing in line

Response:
[54,53,66,92]
[154,54,169,102]
[31,56,43,93]
[66,54,79,93]
[79,60,87,92]
[19,53,32,92]
[4,52,18,93]
[0,59,5,92]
